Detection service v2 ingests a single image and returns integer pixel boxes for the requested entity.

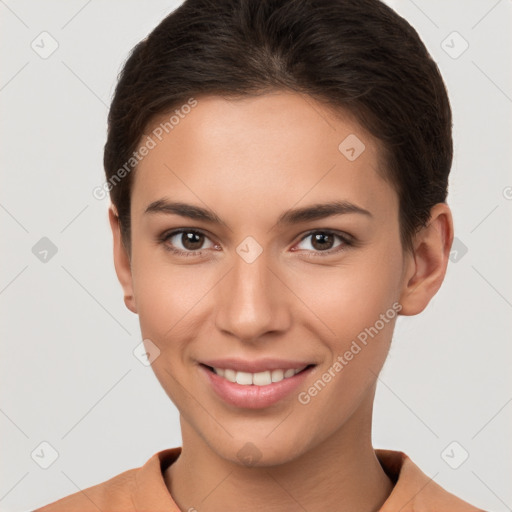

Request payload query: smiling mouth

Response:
[200,363,315,386]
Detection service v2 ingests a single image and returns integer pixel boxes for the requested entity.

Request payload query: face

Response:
[112,91,426,466]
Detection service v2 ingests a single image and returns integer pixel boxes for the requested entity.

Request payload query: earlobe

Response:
[398,203,454,316]
[108,206,138,314]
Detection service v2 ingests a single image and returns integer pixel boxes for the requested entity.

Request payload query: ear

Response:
[108,205,137,314]
[398,203,454,316]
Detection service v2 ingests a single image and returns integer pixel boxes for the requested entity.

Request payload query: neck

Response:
[165,395,393,512]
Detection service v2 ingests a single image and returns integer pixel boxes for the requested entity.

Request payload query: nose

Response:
[214,249,291,344]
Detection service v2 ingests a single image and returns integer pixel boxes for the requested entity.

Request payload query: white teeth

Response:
[235,371,253,385]
[224,369,236,383]
[271,369,284,382]
[253,371,271,386]
[212,366,307,386]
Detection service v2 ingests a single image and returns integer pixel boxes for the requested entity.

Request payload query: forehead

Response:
[132,91,397,224]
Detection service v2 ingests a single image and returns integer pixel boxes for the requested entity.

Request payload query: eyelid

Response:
[296,228,354,245]
[291,229,354,255]
[159,228,218,251]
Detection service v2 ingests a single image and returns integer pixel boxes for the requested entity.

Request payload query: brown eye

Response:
[179,231,205,250]
[310,232,335,251]
[161,229,216,255]
[294,230,352,256]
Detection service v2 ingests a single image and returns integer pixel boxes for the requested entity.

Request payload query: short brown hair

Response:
[103,0,453,254]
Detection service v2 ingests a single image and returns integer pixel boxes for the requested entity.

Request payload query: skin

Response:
[109,91,453,512]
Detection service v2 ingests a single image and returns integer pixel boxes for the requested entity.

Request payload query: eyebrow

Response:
[144,198,372,227]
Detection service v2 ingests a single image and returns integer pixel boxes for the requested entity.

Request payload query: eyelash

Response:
[158,228,355,258]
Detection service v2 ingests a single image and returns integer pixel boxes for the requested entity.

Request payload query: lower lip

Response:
[199,364,315,409]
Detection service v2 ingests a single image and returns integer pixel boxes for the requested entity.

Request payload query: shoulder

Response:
[33,466,139,512]
[376,449,488,512]
[32,448,182,512]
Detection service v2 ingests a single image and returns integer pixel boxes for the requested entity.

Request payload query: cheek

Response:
[131,250,216,348]
[294,258,402,417]
[294,253,401,342]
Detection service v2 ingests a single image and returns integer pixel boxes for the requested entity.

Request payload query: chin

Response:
[211,434,310,468]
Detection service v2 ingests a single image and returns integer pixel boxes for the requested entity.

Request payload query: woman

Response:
[35,0,486,510]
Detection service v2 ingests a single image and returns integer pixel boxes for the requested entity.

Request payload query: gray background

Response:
[1,1,511,511]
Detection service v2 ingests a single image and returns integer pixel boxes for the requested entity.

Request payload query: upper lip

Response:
[200,358,315,373]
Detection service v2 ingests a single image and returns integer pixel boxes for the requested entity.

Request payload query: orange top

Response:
[34,447,486,511]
